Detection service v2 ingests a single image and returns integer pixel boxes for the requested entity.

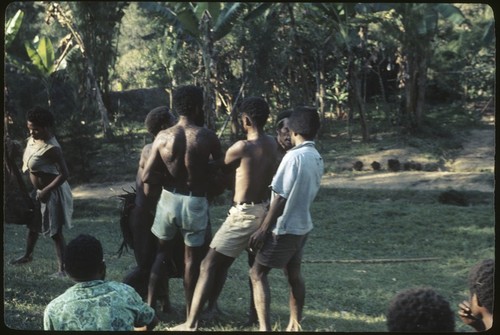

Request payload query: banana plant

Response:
[5,9,24,50]
[140,2,248,129]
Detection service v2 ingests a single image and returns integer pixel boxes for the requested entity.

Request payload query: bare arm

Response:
[36,146,69,202]
[142,135,170,186]
[248,194,287,251]
[221,140,245,174]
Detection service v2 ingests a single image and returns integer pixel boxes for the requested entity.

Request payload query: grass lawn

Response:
[4,184,494,331]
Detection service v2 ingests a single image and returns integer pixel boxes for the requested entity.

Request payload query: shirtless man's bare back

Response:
[142,86,223,317]
[123,107,176,309]
[171,96,277,331]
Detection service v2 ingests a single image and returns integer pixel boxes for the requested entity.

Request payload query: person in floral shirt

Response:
[43,234,158,331]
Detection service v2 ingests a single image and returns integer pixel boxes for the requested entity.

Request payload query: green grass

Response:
[4,185,494,331]
[4,110,494,331]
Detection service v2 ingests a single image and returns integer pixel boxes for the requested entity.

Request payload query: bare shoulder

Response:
[153,128,175,145]
[141,143,153,158]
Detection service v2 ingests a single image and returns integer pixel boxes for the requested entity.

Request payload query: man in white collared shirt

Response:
[249,106,324,331]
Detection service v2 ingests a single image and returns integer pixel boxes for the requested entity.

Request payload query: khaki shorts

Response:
[151,189,209,247]
[210,202,268,258]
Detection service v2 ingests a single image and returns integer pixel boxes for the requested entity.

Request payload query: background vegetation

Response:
[4,3,495,183]
[3,2,495,332]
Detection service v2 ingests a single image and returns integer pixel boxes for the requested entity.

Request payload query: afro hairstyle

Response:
[26,106,55,128]
[172,85,203,117]
[238,96,270,128]
[468,259,494,313]
[64,234,104,281]
[386,287,455,332]
[145,106,176,136]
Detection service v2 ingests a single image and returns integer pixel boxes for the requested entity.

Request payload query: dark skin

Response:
[142,113,223,317]
[248,131,307,332]
[171,112,278,331]
[123,134,168,309]
[245,115,293,325]
[458,293,492,331]
[70,262,159,331]
[10,121,70,277]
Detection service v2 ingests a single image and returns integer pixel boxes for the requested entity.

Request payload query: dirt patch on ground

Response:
[324,127,495,193]
[73,126,494,200]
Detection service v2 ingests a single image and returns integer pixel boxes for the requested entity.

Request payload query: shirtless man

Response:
[142,85,223,316]
[246,108,293,325]
[171,96,278,331]
[122,106,176,308]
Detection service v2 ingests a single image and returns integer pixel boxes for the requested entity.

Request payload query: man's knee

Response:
[285,265,302,284]
[249,265,266,283]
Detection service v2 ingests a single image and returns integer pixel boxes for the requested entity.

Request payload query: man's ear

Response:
[243,115,252,127]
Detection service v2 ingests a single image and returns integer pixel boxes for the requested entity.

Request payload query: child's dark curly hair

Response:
[386,287,455,332]
[64,234,103,281]
[145,106,176,136]
[288,106,320,140]
[468,259,494,313]
[238,97,270,128]
[26,106,54,128]
[173,85,203,117]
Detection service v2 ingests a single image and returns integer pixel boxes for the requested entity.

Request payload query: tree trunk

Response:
[86,59,113,138]
[200,12,216,130]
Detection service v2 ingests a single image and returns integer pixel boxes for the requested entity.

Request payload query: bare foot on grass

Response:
[9,255,33,265]
[168,322,197,331]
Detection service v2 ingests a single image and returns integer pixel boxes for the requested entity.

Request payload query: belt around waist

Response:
[164,187,207,197]
[233,200,268,206]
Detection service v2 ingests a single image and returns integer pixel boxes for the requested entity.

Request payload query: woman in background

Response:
[10,106,73,278]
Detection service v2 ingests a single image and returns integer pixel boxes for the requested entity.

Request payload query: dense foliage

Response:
[4,2,495,180]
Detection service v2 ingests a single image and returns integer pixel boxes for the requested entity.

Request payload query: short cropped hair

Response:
[64,234,103,281]
[386,287,455,332]
[239,97,270,128]
[26,106,54,128]
[288,106,320,140]
[276,109,292,130]
[173,85,203,117]
[145,106,176,136]
[468,259,494,313]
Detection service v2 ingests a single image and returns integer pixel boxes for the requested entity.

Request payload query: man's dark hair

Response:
[64,234,103,281]
[26,106,54,128]
[276,109,292,130]
[238,97,270,128]
[145,106,176,136]
[173,85,203,117]
[288,106,320,140]
[468,259,494,313]
[386,287,455,332]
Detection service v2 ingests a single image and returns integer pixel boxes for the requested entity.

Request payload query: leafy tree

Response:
[139,2,250,129]
[356,3,469,131]
[45,2,127,138]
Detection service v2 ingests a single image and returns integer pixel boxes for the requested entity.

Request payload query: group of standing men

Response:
[128,84,324,331]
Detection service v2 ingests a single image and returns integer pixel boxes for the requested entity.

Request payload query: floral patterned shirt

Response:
[43,280,155,331]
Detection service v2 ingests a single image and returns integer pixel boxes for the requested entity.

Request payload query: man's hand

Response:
[458,300,485,331]
[248,228,267,253]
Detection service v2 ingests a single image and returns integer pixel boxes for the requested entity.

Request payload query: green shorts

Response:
[151,189,209,247]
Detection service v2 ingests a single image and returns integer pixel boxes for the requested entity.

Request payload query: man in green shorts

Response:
[142,85,223,316]
[171,97,278,331]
